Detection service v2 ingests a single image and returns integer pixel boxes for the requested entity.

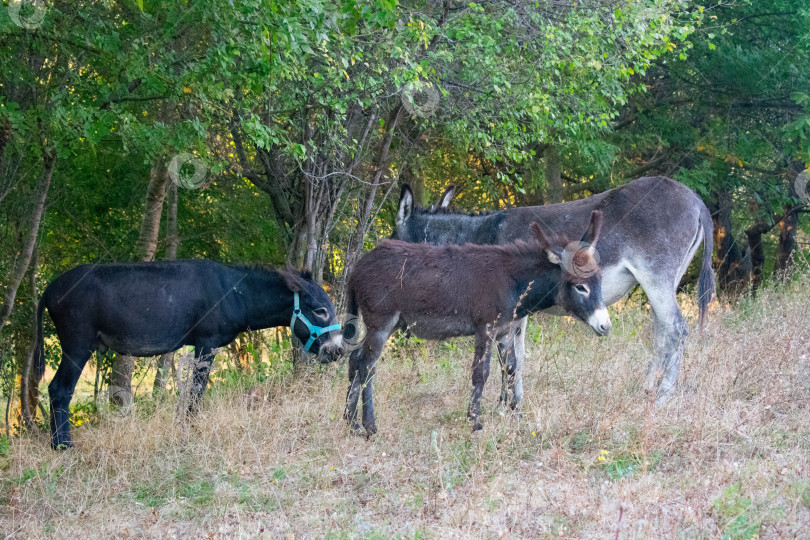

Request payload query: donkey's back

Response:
[348,240,533,341]
[44,260,245,357]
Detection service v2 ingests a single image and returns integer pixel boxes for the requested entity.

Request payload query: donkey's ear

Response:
[397,184,414,226]
[580,210,604,251]
[530,222,564,266]
[279,263,306,293]
[300,269,313,281]
[435,185,456,209]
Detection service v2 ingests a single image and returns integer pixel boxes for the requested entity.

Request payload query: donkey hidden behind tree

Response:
[344,210,609,435]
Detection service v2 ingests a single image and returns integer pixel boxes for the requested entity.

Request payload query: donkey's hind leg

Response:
[187,345,217,413]
[344,323,393,436]
[344,347,365,431]
[48,345,94,449]
[344,345,380,435]
[468,329,496,431]
[637,278,688,406]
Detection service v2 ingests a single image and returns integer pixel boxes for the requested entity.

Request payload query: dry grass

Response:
[1,271,810,539]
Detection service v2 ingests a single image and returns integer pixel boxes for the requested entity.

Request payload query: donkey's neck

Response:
[509,259,561,319]
[237,269,294,330]
[409,211,502,245]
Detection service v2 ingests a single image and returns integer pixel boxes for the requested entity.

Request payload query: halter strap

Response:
[290,292,341,353]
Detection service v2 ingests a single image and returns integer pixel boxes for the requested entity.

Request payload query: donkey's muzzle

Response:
[588,307,612,337]
[318,347,343,363]
[317,333,345,363]
[595,322,612,337]
[318,350,341,363]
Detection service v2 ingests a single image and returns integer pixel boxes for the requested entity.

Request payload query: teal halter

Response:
[290,292,341,353]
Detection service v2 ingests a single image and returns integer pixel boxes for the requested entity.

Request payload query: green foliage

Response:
[133,466,216,508]
[600,450,662,480]
[68,399,99,428]
[713,483,761,540]
[616,0,810,211]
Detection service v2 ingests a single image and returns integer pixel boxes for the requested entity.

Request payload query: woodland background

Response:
[1,0,809,430]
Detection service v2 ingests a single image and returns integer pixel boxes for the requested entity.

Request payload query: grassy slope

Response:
[1,271,809,539]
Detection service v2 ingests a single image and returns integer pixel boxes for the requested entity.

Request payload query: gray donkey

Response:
[346,211,608,435]
[393,176,715,407]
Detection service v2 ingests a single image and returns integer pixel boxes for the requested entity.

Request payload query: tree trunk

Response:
[303,175,319,273]
[710,191,750,291]
[288,221,308,268]
[0,153,55,331]
[153,182,178,395]
[342,106,402,287]
[775,206,798,276]
[109,352,135,409]
[544,145,563,204]
[135,160,170,261]
[20,246,40,430]
[744,222,767,293]
[0,121,21,206]
[524,159,545,206]
[401,162,425,207]
[112,159,169,407]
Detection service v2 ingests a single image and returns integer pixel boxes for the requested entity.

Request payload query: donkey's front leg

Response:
[510,318,526,407]
[344,348,364,431]
[496,317,527,410]
[468,330,495,431]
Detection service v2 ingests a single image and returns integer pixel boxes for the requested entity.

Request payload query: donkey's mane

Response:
[449,238,542,258]
[415,205,499,217]
[233,263,278,273]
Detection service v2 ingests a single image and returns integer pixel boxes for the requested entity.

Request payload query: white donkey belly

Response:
[601,262,639,306]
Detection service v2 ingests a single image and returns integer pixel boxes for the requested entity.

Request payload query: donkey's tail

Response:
[697,202,716,332]
[32,288,48,383]
[346,281,359,318]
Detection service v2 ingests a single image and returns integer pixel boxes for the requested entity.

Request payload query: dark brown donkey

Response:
[344,211,608,435]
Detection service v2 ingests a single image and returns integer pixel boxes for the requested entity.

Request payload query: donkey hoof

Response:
[363,424,378,438]
[654,394,672,409]
[349,423,368,437]
[50,439,72,451]
[471,421,483,432]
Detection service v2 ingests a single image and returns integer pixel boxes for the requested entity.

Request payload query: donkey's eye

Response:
[314,308,329,319]
[574,284,590,295]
